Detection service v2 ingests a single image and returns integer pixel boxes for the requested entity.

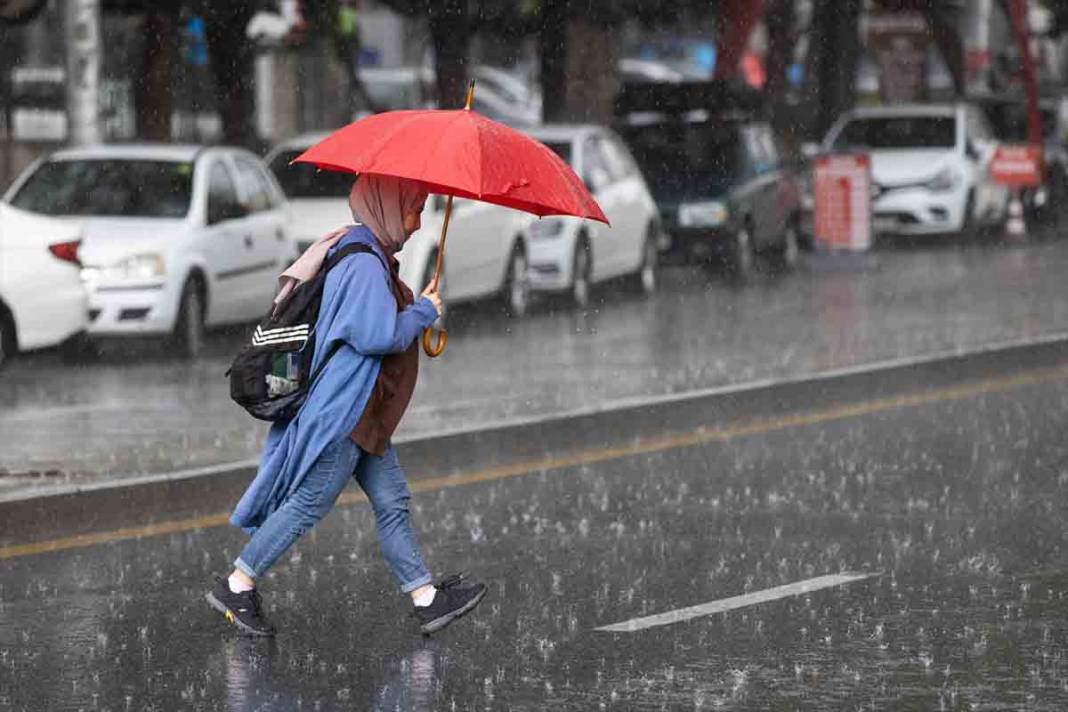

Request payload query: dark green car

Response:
[620,114,802,277]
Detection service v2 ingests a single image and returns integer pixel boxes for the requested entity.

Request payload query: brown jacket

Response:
[350,256,419,456]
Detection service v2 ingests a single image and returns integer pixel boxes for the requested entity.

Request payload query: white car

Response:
[4,144,295,357]
[357,66,540,126]
[266,135,533,316]
[521,125,661,306]
[0,203,87,367]
[818,103,1008,236]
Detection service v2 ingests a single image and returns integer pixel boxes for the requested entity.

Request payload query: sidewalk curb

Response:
[4,334,1068,549]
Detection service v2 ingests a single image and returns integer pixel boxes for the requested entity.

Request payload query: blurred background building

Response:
[2,0,1068,188]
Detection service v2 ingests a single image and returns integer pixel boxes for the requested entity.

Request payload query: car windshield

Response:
[541,141,573,166]
[832,116,957,150]
[268,150,354,199]
[624,121,740,201]
[9,159,193,217]
[362,76,425,110]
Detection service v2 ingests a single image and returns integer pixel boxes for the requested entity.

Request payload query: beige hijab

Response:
[273,175,428,306]
[349,174,429,254]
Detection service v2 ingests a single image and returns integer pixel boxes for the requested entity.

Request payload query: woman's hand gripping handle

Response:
[420,284,445,357]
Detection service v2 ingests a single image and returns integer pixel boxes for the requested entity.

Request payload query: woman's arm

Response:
[336,254,439,355]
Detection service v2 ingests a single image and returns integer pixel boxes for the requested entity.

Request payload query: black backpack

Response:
[228,243,381,421]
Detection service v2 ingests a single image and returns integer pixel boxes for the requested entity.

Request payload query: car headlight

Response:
[530,218,567,239]
[925,167,960,193]
[678,200,728,228]
[105,254,166,281]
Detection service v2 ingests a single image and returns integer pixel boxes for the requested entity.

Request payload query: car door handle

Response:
[243,235,254,248]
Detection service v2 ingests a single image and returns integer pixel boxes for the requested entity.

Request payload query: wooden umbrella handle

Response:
[421,194,454,358]
[421,327,446,356]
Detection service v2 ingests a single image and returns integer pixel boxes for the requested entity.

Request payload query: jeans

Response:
[234,437,432,593]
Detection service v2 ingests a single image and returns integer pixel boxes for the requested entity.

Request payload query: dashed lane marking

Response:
[594,573,876,633]
[3,363,1068,562]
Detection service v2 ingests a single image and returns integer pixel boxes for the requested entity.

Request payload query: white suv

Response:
[5,144,294,357]
[819,103,1008,237]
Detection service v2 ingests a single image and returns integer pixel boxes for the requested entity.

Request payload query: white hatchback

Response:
[5,144,295,357]
[266,135,533,316]
[521,125,661,306]
[819,103,1009,236]
[0,203,87,367]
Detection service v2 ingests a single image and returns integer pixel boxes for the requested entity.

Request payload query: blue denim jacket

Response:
[231,225,438,532]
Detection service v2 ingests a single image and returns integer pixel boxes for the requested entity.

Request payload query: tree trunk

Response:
[924,1,966,96]
[63,0,103,146]
[811,0,861,138]
[764,0,795,103]
[563,17,619,124]
[203,4,255,145]
[428,0,469,108]
[136,10,178,141]
[539,0,568,123]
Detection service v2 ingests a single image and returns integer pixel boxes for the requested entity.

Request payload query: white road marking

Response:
[595,572,876,633]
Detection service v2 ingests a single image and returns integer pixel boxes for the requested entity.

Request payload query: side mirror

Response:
[965,139,981,162]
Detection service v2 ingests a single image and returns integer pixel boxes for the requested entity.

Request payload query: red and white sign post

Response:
[989,145,1043,187]
[813,153,872,252]
[989,144,1043,239]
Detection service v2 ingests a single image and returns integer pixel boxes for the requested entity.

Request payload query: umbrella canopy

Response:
[292,109,609,224]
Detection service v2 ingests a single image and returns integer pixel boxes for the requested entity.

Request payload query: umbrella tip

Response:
[464,80,475,111]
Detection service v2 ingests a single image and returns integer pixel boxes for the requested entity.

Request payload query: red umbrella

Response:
[293,83,607,357]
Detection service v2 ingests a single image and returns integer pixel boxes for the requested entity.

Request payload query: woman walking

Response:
[207,174,486,637]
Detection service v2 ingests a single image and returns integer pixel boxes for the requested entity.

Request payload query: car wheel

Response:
[501,242,530,317]
[771,221,800,271]
[727,224,754,281]
[571,237,592,308]
[172,277,205,359]
[628,226,659,294]
[960,189,977,239]
[422,251,446,328]
[0,310,15,369]
[60,331,99,361]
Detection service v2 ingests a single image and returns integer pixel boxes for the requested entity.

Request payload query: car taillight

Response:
[48,240,81,266]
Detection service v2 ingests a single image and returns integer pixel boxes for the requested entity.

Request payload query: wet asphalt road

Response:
[4,352,1068,709]
[4,233,1068,495]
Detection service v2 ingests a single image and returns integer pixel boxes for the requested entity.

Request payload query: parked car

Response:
[811,103,1008,238]
[521,125,661,305]
[266,132,353,253]
[471,65,542,125]
[619,58,686,85]
[266,136,533,317]
[4,144,295,357]
[619,112,802,277]
[0,202,87,367]
[358,65,540,126]
[626,37,718,80]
